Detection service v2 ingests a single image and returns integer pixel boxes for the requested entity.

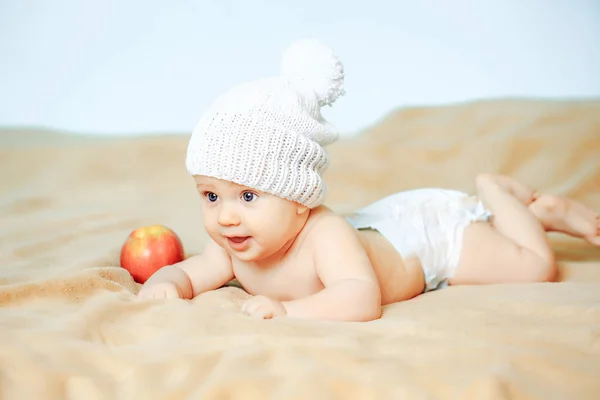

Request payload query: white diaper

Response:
[346,188,492,292]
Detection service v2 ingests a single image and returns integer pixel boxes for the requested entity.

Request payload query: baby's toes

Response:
[529,190,541,204]
[587,236,600,247]
[585,216,600,246]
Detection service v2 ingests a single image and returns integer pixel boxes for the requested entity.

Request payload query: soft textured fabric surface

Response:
[1,99,600,399]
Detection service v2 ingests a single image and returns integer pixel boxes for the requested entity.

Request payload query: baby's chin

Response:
[226,241,286,263]
[228,248,272,263]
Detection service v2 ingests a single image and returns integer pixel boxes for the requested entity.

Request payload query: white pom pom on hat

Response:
[280,38,345,107]
[186,38,345,208]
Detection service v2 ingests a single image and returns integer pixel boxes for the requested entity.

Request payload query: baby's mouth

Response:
[228,236,250,244]
[226,236,251,251]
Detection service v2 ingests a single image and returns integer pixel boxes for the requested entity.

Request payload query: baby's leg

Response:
[486,174,600,246]
[450,174,556,285]
[482,174,539,206]
[529,195,600,246]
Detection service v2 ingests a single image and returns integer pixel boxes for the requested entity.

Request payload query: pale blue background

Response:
[2,0,599,137]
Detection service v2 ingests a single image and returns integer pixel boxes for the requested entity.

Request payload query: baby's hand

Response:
[242,295,287,319]
[137,282,182,300]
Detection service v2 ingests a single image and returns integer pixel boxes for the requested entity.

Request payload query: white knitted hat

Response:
[185,39,345,208]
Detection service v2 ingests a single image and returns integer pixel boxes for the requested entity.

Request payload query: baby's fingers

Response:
[247,305,273,319]
[242,300,264,317]
[241,300,256,315]
[163,286,181,299]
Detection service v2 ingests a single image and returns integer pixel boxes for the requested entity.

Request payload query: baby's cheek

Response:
[214,236,226,250]
[204,226,224,248]
[262,232,291,255]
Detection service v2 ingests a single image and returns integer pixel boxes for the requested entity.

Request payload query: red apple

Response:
[120,224,185,284]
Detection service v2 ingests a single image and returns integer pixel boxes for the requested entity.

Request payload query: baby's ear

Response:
[296,204,309,215]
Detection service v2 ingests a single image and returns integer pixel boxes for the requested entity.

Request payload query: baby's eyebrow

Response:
[196,183,214,189]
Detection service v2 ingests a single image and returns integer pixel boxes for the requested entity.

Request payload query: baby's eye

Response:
[205,192,218,202]
[241,191,257,202]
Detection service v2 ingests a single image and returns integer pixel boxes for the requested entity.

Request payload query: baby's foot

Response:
[529,194,600,246]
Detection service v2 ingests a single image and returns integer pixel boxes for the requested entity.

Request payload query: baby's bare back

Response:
[355,229,425,304]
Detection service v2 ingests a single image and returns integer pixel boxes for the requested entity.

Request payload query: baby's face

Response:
[194,175,309,262]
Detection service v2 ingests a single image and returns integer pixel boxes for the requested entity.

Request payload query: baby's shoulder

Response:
[298,206,373,270]
[301,206,360,247]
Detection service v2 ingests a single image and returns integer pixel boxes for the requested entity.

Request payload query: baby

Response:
[137,39,600,322]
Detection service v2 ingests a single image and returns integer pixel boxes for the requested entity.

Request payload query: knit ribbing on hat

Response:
[186,39,344,208]
[186,102,330,208]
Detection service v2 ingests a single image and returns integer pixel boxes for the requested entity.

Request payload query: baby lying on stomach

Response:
[137,40,600,322]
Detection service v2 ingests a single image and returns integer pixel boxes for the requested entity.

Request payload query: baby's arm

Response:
[282,215,382,322]
[137,239,234,300]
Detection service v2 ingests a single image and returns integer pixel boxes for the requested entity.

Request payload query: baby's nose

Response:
[217,204,240,226]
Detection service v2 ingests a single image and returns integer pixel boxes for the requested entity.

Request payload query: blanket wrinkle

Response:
[1,99,600,399]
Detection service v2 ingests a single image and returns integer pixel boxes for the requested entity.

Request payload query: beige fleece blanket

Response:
[1,99,600,399]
